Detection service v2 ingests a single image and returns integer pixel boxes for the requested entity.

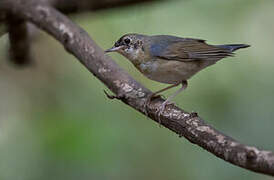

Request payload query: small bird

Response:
[105,33,249,117]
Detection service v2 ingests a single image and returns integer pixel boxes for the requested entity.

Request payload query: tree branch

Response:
[2,0,160,65]
[7,14,32,66]
[2,0,274,176]
[47,0,160,14]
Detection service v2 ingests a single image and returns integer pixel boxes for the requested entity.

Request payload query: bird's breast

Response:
[135,59,212,84]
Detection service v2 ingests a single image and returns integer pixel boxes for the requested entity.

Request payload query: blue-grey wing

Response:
[149,36,233,62]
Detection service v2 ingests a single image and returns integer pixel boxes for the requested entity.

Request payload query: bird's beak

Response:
[104,46,123,53]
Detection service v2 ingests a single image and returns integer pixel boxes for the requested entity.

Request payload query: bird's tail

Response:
[217,44,250,52]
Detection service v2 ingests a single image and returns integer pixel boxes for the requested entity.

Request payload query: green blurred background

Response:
[0,0,274,179]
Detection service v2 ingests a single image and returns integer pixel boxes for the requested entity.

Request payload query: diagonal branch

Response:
[2,0,274,176]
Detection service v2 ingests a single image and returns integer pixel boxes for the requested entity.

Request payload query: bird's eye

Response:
[124,38,131,45]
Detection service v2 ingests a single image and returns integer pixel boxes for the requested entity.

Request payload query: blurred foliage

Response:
[0,0,274,179]
[0,24,7,37]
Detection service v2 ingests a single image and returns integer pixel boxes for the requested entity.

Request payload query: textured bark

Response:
[2,0,274,176]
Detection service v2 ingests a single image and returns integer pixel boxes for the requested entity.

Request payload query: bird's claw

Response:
[155,101,174,126]
[189,111,198,118]
[103,90,124,100]
[143,93,174,127]
[144,94,161,116]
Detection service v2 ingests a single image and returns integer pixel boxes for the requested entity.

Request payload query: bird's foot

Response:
[156,100,174,126]
[143,93,162,116]
[103,90,124,100]
[189,111,198,118]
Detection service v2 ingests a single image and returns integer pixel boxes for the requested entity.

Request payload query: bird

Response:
[105,33,250,118]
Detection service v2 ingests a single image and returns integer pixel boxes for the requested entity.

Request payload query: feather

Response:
[149,35,245,62]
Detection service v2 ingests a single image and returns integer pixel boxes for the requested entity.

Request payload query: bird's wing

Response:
[150,38,233,62]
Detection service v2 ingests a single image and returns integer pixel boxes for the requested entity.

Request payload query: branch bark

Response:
[2,0,274,176]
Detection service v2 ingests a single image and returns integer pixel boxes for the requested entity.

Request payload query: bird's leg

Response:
[144,82,181,115]
[156,80,188,123]
[151,82,181,97]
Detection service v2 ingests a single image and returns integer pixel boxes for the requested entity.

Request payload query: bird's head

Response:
[105,34,146,62]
